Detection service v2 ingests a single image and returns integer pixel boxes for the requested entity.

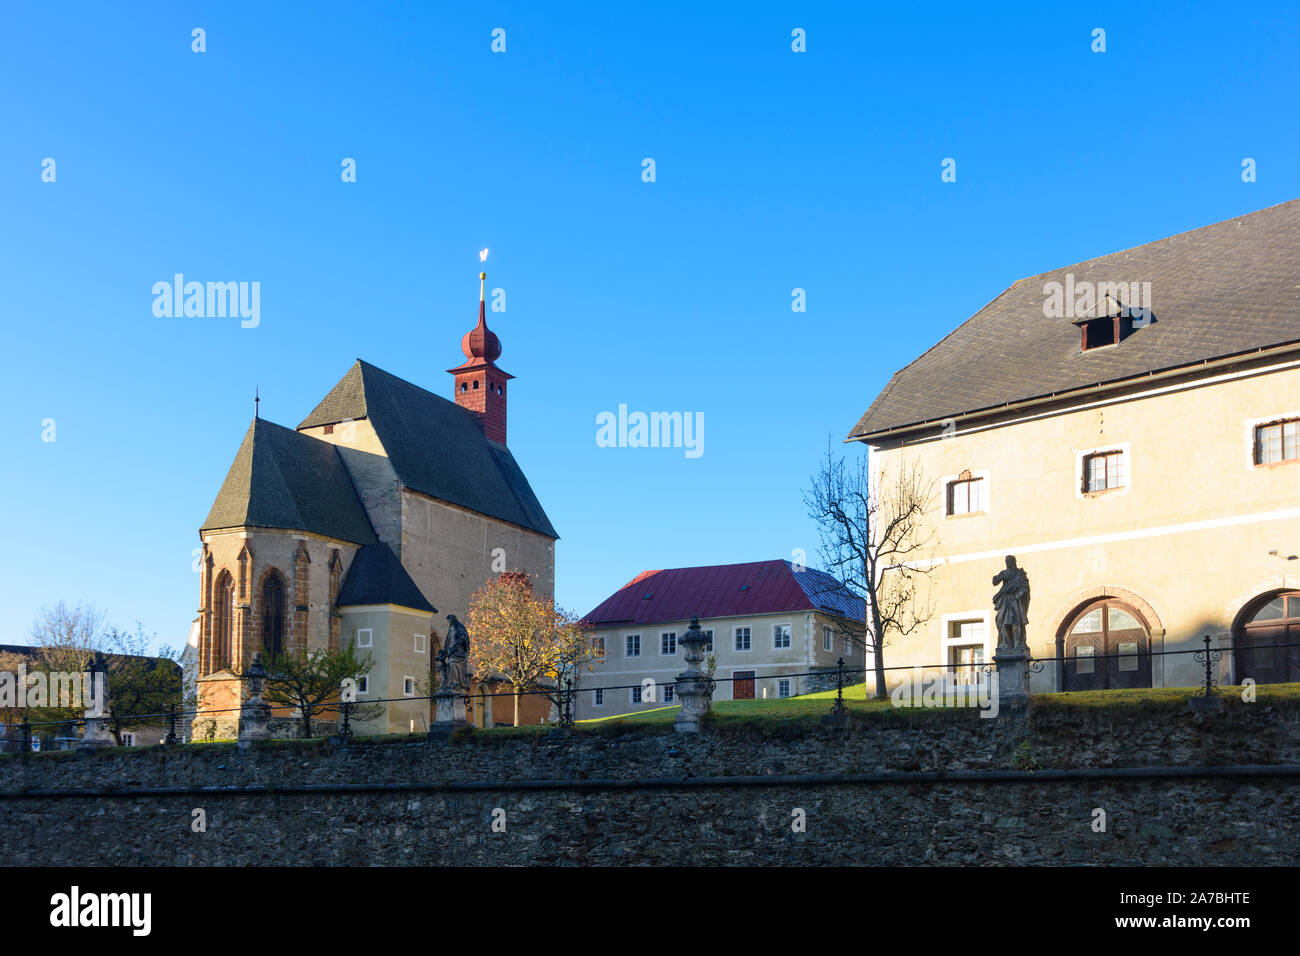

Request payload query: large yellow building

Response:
[849,200,1300,693]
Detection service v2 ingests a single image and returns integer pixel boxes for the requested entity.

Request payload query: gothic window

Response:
[212,570,234,672]
[261,572,287,660]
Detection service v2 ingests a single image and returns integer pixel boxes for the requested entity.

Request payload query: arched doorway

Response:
[1061,600,1152,691]
[1234,592,1300,685]
[261,572,286,660]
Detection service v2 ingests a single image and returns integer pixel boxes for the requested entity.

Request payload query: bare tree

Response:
[805,447,938,698]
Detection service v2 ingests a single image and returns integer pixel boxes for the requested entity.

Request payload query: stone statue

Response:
[437,614,470,691]
[992,555,1030,649]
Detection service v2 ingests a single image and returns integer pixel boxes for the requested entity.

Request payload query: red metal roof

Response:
[582,559,825,627]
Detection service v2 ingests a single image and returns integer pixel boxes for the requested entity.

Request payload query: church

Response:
[193,272,557,737]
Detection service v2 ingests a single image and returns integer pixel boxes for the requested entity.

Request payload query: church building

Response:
[194,272,557,736]
[850,200,1300,694]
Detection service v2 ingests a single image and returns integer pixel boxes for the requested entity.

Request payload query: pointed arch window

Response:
[261,572,287,660]
[212,571,234,672]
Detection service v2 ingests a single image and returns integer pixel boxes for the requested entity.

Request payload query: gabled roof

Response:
[0,645,182,675]
[581,559,865,627]
[337,543,436,613]
[201,418,378,545]
[850,199,1300,441]
[298,360,557,539]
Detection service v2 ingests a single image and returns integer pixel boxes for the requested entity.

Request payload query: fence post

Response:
[673,616,714,733]
[165,704,179,745]
[560,679,574,730]
[1189,634,1224,712]
[20,720,31,755]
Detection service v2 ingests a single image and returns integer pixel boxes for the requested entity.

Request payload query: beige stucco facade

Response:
[864,354,1300,692]
[577,610,860,719]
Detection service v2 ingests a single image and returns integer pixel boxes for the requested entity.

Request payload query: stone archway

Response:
[1050,586,1164,692]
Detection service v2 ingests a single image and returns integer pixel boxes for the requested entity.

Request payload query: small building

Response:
[848,199,1300,692]
[577,560,865,719]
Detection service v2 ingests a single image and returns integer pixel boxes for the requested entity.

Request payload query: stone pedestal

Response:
[993,643,1031,719]
[237,653,272,749]
[428,690,470,738]
[78,654,115,751]
[674,616,714,733]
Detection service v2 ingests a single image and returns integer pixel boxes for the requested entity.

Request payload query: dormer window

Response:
[1075,315,1119,350]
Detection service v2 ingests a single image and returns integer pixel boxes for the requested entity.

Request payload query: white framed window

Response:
[414,633,426,653]
[403,676,416,696]
[631,685,643,704]
[776,678,792,699]
[120,732,136,747]
[1075,442,1131,497]
[356,628,373,648]
[593,635,606,660]
[593,688,604,706]
[844,634,853,656]
[662,684,675,703]
[1255,418,1300,465]
[660,631,677,655]
[625,634,641,658]
[941,612,991,685]
[773,624,791,649]
[702,628,714,652]
[823,626,832,652]
[356,674,369,695]
[734,626,751,651]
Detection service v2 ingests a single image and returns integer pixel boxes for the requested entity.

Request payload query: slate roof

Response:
[337,543,436,612]
[850,199,1300,441]
[201,418,379,545]
[0,645,182,676]
[299,360,558,539]
[581,559,866,627]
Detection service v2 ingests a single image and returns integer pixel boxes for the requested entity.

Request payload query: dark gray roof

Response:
[201,418,378,545]
[850,199,1300,440]
[298,360,558,539]
[337,543,436,612]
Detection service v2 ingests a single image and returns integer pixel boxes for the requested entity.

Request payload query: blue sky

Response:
[2,1,1297,652]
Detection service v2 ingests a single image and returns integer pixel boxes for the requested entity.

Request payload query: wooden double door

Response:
[1234,592,1300,685]
[1062,601,1152,691]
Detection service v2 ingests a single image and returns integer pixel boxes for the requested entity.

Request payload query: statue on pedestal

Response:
[437,614,470,691]
[992,555,1030,650]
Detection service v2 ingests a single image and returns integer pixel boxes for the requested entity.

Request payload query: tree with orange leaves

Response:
[467,572,592,727]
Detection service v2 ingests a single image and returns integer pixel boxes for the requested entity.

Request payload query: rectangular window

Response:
[823,626,832,652]
[947,476,985,515]
[356,628,373,648]
[660,631,677,655]
[777,678,792,699]
[593,688,604,706]
[948,619,987,682]
[357,674,369,694]
[121,732,136,747]
[734,627,751,651]
[702,629,714,652]
[631,685,643,704]
[414,633,425,653]
[1075,645,1096,674]
[1083,450,1126,493]
[593,635,606,660]
[844,634,853,656]
[1117,641,1139,672]
[662,684,675,703]
[773,624,791,649]
[625,634,641,657]
[403,676,415,696]
[1256,419,1300,465]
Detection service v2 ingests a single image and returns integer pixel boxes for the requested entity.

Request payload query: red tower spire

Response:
[448,270,513,444]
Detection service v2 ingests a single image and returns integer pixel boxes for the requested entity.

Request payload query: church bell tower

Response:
[448,269,512,445]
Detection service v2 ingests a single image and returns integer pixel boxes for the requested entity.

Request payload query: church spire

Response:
[448,254,513,445]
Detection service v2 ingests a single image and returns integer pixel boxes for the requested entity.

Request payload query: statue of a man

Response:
[992,555,1030,649]
[438,614,471,691]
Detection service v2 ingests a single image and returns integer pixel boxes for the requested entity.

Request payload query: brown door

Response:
[733,671,755,700]
[1063,602,1151,691]
[1235,593,1300,685]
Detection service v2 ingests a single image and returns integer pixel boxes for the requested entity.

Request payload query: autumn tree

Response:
[256,642,378,738]
[467,572,593,726]
[805,447,938,698]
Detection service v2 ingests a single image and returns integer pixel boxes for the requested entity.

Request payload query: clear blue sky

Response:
[2,1,1297,652]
